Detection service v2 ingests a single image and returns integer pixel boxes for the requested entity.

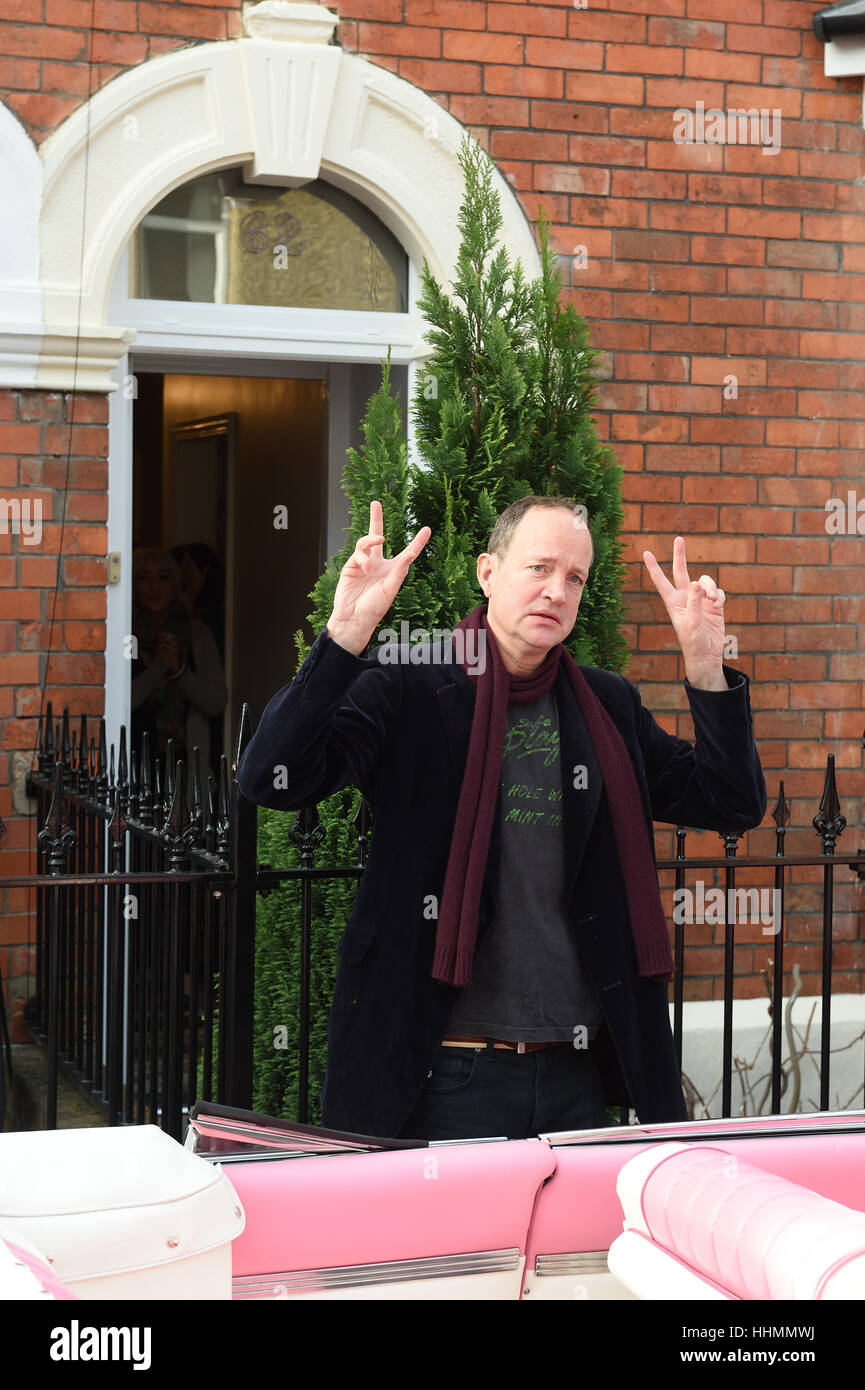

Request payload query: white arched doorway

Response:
[12,1,542,747]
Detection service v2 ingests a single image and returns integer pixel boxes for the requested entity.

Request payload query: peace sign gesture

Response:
[643,537,728,691]
[327,500,431,656]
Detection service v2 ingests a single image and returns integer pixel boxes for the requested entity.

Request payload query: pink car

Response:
[2,1102,864,1301]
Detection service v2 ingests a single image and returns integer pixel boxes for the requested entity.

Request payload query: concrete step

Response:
[3,1043,107,1132]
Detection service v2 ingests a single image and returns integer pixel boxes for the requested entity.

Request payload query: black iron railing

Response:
[2,706,863,1135]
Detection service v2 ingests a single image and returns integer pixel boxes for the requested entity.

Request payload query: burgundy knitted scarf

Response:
[431,603,674,988]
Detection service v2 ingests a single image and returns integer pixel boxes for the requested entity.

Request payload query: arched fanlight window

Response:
[131,169,409,313]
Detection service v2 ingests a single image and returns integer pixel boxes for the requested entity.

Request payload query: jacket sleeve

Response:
[633,666,767,833]
[235,628,402,811]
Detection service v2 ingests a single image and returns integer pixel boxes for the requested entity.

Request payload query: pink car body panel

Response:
[228,1138,557,1275]
[523,1126,865,1270]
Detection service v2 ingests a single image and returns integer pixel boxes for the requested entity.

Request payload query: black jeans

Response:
[397,1039,611,1141]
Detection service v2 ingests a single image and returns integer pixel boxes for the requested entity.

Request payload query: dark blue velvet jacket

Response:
[236,630,766,1138]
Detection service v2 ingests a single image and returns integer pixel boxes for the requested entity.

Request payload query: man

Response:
[237,496,766,1140]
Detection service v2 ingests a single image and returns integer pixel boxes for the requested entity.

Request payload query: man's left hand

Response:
[643,537,728,692]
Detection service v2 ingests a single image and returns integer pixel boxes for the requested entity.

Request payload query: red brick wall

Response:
[1,0,864,1010]
[0,390,107,1039]
[1,0,242,143]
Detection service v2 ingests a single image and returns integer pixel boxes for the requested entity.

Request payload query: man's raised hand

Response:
[327,500,431,656]
[643,536,728,691]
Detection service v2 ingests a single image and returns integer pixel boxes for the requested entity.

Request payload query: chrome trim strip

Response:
[543,1108,865,1147]
[534,1252,609,1277]
[233,1248,521,1296]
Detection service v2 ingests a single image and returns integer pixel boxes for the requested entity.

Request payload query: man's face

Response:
[477,507,592,664]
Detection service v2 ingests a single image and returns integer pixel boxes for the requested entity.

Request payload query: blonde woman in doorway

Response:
[131,548,228,780]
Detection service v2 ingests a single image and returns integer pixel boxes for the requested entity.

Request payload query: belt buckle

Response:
[517,1040,526,1055]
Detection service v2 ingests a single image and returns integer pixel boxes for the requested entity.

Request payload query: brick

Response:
[615,229,688,261]
[568,134,646,168]
[800,151,865,182]
[568,197,648,229]
[648,447,723,475]
[0,590,40,617]
[541,162,617,195]
[624,475,682,502]
[357,24,441,57]
[800,332,865,361]
[6,93,81,135]
[525,36,603,68]
[44,653,104,684]
[691,357,766,387]
[799,391,865,420]
[644,78,725,109]
[726,22,803,56]
[90,32,149,64]
[486,66,563,98]
[839,303,865,332]
[651,325,725,353]
[690,236,764,267]
[648,204,724,233]
[19,557,57,586]
[726,83,802,120]
[689,413,766,444]
[762,178,833,211]
[728,207,801,237]
[136,3,228,39]
[691,297,764,326]
[488,3,566,36]
[723,387,798,418]
[51,591,106,620]
[44,425,108,457]
[803,92,863,123]
[724,146,799,178]
[0,57,40,90]
[0,23,87,60]
[491,130,568,161]
[613,291,689,322]
[63,623,105,651]
[641,502,719,532]
[607,43,683,75]
[648,385,720,413]
[647,17,723,48]
[789,679,861,705]
[403,0,485,27]
[758,595,831,623]
[613,171,688,202]
[529,100,608,133]
[0,654,40,683]
[727,267,801,298]
[646,142,724,177]
[400,58,482,93]
[611,414,688,443]
[565,72,644,105]
[685,49,762,82]
[836,185,865,215]
[444,31,523,62]
[575,258,648,290]
[725,328,800,357]
[593,321,650,351]
[62,558,106,585]
[758,542,830,571]
[18,394,63,423]
[614,353,688,382]
[597,383,647,411]
[767,240,838,270]
[0,423,40,454]
[687,174,763,206]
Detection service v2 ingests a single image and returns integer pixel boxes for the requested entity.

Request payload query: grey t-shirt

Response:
[445,688,604,1043]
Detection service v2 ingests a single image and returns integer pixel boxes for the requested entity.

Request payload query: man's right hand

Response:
[326,500,431,656]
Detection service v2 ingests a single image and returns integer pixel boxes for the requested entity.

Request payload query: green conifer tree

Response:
[252,137,626,1124]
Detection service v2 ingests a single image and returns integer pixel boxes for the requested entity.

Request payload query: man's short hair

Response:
[488,495,593,562]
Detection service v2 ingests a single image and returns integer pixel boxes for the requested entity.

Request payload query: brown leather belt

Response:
[441,1035,560,1054]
